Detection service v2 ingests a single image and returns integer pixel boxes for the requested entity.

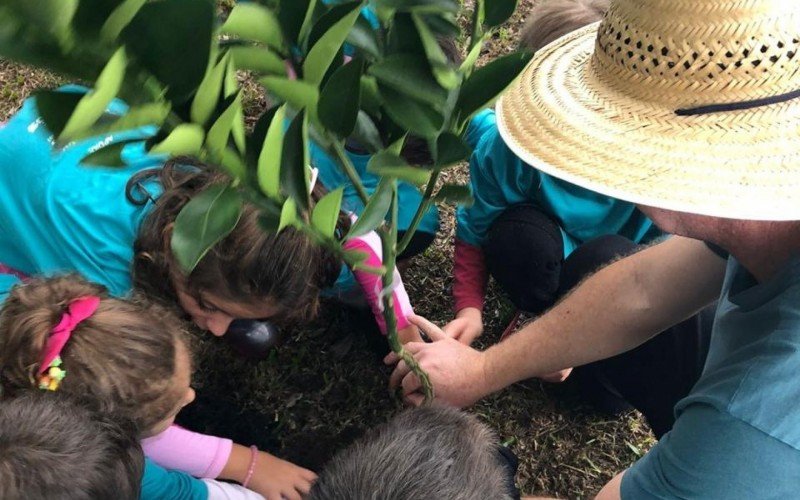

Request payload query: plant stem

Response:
[397,170,440,254]
[330,138,370,205]
[380,180,434,401]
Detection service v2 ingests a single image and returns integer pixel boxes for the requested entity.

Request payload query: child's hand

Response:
[248,452,317,500]
[442,307,483,345]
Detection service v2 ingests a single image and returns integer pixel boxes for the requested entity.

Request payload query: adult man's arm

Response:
[389,236,726,407]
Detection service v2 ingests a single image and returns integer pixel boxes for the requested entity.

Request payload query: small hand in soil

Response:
[248,452,317,500]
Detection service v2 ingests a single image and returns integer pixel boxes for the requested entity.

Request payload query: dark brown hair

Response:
[129,158,344,325]
[0,391,144,500]
[0,274,189,434]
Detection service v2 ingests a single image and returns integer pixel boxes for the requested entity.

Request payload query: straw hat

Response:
[497,0,800,220]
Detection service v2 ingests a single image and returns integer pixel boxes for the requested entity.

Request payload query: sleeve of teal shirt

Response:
[621,404,800,499]
[456,114,538,247]
[0,274,21,305]
[141,459,208,500]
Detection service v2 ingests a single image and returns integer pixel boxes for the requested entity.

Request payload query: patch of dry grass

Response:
[0,2,654,497]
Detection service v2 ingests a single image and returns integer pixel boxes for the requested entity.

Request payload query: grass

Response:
[0,2,655,497]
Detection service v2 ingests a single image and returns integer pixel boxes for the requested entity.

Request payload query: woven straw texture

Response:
[497,0,800,220]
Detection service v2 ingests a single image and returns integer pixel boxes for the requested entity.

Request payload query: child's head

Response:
[0,391,144,500]
[308,405,518,500]
[130,160,343,336]
[0,274,194,436]
[519,0,609,53]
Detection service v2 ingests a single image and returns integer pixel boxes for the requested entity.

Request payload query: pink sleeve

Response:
[453,239,488,313]
[141,425,233,479]
[343,231,413,334]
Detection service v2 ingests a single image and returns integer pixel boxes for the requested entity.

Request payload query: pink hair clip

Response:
[37,296,100,391]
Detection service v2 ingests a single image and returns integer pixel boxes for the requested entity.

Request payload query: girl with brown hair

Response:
[0,274,316,500]
[0,87,418,348]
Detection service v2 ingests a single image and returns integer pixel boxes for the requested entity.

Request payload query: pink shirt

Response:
[142,425,233,479]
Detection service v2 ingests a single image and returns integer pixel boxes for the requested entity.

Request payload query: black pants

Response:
[484,205,713,438]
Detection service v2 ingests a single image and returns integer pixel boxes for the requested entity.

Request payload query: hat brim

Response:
[497,23,800,221]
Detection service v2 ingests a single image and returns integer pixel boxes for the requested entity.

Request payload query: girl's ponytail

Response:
[0,275,189,435]
[0,275,106,395]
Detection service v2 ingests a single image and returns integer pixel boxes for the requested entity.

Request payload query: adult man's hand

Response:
[385,314,492,407]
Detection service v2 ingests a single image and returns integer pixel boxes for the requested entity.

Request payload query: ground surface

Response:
[0,2,654,497]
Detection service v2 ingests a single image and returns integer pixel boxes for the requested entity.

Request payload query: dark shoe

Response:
[225,319,282,360]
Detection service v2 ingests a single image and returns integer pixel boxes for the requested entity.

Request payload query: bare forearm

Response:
[484,237,725,391]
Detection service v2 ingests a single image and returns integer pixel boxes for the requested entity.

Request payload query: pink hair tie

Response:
[37,296,100,391]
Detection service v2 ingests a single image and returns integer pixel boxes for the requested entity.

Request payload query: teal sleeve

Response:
[464,109,497,149]
[0,274,21,305]
[141,459,208,500]
[455,121,538,247]
[621,404,800,499]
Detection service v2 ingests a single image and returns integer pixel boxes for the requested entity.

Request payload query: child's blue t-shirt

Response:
[0,86,163,302]
[141,459,208,500]
[457,109,660,256]
[621,256,800,497]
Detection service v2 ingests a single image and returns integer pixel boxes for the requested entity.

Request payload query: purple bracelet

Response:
[242,445,258,488]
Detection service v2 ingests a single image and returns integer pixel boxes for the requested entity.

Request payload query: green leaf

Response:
[412,13,458,89]
[346,15,382,59]
[61,48,127,141]
[306,1,358,50]
[260,77,319,112]
[367,151,431,185]
[370,54,447,108]
[257,105,286,199]
[82,140,139,167]
[224,57,245,155]
[346,178,392,239]
[171,183,243,273]
[379,85,443,139]
[351,111,383,153]
[359,76,381,115]
[191,53,229,126]
[122,0,214,102]
[281,110,310,212]
[373,0,458,14]
[386,13,424,55]
[318,56,363,138]
[277,0,312,45]
[151,124,205,156]
[100,0,147,42]
[303,1,363,85]
[220,3,284,51]
[484,0,518,28]
[8,0,78,46]
[229,45,286,76]
[32,90,84,138]
[223,54,238,98]
[205,91,242,162]
[67,102,171,142]
[71,0,116,37]
[278,197,298,231]
[456,50,533,122]
[311,187,344,238]
[297,0,320,47]
[435,132,471,167]
[220,146,247,181]
[434,184,473,206]
[459,34,486,74]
